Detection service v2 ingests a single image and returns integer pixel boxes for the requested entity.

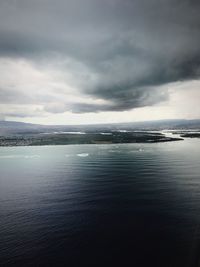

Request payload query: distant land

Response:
[0,119,200,146]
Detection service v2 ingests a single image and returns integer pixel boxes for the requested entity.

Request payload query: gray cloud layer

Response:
[0,0,200,114]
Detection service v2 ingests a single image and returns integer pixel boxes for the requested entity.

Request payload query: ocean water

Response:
[0,140,200,266]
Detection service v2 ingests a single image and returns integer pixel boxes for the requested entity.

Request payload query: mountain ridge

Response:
[0,119,200,136]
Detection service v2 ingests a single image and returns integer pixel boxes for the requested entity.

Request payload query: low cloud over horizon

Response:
[0,0,200,124]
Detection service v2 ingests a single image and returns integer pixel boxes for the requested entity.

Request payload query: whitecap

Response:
[77,153,89,157]
[100,132,112,135]
[60,131,86,134]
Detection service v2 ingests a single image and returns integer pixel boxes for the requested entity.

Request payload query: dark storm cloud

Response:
[0,0,200,113]
[70,87,168,113]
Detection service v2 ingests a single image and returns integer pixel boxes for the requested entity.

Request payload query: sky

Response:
[0,0,200,125]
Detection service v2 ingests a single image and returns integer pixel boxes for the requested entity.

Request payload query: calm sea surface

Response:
[0,140,200,266]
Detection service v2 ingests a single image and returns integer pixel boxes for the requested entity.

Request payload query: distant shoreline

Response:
[0,133,184,147]
[1,119,200,147]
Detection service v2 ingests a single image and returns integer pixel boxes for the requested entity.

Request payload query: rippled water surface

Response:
[0,140,200,266]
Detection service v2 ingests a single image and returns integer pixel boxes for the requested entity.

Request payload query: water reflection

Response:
[0,140,200,266]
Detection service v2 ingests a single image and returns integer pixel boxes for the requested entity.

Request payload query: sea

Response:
[0,139,200,266]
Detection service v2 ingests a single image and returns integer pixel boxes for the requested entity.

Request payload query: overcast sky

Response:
[0,0,200,124]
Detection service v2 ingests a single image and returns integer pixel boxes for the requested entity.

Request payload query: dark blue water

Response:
[0,140,200,266]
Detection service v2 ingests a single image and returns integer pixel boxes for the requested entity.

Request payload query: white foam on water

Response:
[77,153,89,157]
[59,131,86,134]
[116,130,131,133]
[100,133,112,135]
